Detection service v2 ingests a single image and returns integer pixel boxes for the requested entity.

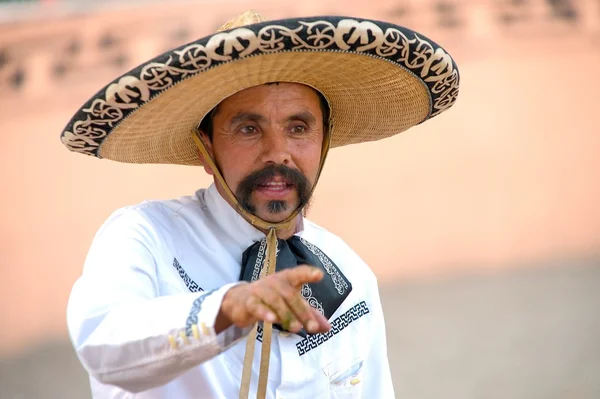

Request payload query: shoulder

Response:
[301,219,343,247]
[301,219,377,283]
[94,191,208,241]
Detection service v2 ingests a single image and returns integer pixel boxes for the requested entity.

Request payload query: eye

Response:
[239,125,258,135]
[290,125,306,134]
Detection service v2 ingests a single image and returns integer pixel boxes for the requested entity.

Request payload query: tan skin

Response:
[198,83,331,335]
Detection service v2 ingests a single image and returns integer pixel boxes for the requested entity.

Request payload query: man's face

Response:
[201,83,325,223]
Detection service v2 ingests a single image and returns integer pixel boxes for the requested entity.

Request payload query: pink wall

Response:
[1,0,599,355]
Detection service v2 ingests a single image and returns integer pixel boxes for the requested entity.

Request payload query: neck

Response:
[270,214,302,240]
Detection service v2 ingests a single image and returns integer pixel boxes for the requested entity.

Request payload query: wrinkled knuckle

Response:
[252,303,264,313]
[268,296,286,310]
[281,289,296,301]
[228,307,239,321]
[265,277,279,289]
[294,296,310,310]
[268,273,282,284]
[280,268,294,279]
[299,310,313,322]
[244,297,255,310]
[276,296,289,310]
[248,283,263,296]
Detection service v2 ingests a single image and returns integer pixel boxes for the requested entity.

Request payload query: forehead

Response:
[215,82,323,115]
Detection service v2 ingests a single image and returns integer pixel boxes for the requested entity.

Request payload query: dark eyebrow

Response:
[229,112,267,126]
[229,110,318,126]
[286,111,317,125]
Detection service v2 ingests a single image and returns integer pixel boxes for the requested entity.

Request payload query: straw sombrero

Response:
[60,10,460,166]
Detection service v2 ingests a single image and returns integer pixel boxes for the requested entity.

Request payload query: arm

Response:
[67,207,330,393]
[66,208,249,393]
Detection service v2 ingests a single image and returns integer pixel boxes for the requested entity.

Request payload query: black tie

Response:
[240,235,353,338]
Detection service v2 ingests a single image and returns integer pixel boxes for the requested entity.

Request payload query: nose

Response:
[260,130,291,165]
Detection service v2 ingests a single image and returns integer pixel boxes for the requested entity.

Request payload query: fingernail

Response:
[307,320,318,332]
[266,312,276,322]
[311,269,321,278]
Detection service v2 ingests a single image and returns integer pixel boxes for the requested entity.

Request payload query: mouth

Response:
[255,178,295,199]
[257,181,294,189]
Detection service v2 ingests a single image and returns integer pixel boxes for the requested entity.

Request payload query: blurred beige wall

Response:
[1,0,599,356]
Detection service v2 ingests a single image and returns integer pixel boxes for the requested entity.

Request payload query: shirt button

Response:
[350,378,361,386]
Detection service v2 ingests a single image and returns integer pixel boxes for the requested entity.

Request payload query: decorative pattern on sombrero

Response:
[61,16,459,158]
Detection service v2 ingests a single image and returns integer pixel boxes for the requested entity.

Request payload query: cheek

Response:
[214,152,238,183]
[295,142,324,181]
[217,148,254,187]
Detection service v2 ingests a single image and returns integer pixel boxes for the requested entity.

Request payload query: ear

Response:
[197,129,215,176]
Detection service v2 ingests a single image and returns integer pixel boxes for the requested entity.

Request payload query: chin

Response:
[258,211,293,224]
[247,198,301,223]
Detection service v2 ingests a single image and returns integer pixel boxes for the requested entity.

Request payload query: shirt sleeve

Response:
[362,276,396,398]
[66,207,251,393]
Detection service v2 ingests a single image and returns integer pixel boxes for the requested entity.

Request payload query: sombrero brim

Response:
[60,16,460,166]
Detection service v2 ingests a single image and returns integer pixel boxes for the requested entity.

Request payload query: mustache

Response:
[236,164,312,214]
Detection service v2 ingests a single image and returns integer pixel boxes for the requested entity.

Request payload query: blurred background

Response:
[1,0,600,398]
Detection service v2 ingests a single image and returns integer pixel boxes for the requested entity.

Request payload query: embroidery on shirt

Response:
[251,239,267,282]
[185,289,216,337]
[173,257,203,292]
[251,239,281,282]
[301,283,324,315]
[296,301,370,356]
[299,237,349,295]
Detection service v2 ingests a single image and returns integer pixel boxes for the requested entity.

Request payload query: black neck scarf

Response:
[240,235,353,338]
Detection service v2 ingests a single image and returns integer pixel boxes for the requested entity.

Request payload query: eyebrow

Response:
[228,111,318,126]
[287,111,316,125]
[229,112,267,126]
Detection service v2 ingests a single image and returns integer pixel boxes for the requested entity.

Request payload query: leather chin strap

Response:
[191,123,332,399]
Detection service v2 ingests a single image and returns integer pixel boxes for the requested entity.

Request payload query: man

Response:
[62,10,459,399]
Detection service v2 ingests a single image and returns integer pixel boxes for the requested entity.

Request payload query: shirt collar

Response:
[201,183,305,249]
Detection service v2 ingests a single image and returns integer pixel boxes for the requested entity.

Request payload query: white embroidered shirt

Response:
[67,183,395,399]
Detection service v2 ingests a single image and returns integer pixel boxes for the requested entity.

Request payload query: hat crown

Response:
[217,10,267,32]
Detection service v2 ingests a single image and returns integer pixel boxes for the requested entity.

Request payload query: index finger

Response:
[283,265,324,287]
